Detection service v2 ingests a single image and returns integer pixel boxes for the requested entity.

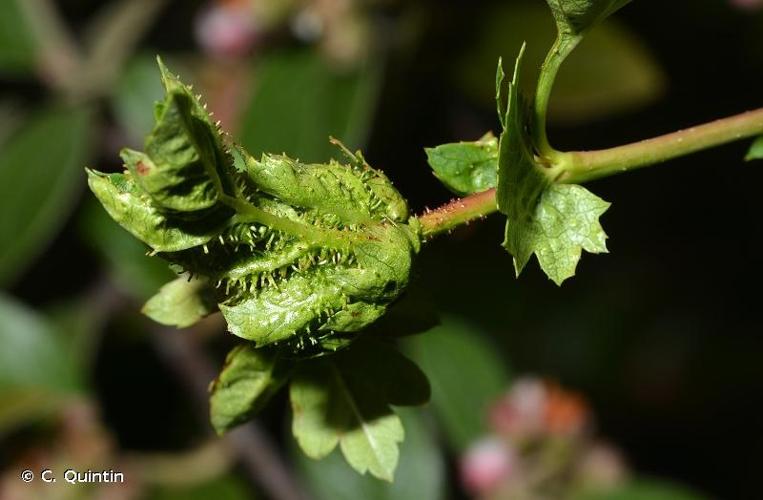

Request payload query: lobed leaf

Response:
[295,409,445,500]
[425,132,498,196]
[507,184,610,285]
[290,340,429,481]
[496,46,610,284]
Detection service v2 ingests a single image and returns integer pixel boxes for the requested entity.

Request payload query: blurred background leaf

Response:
[79,199,175,300]
[148,474,250,500]
[576,478,708,500]
[457,2,664,125]
[113,54,168,145]
[0,106,92,287]
[403,315,511,451]
[239,50,382,162]
[0,0,37,75]
[0,293,83,433]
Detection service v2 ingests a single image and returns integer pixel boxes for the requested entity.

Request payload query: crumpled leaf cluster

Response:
[87,58,420,355]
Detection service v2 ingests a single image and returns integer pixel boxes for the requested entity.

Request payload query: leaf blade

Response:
[425,132,498,196]
[142,276,216,328]
[290,340,429,481]
[209,345,290,434]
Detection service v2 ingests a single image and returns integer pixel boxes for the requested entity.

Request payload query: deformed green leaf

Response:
[496,45,610,285]
[216,214,419,350]
[142,276,217,328]
[91,60,420,358]
[209,345,291,434]
[290,340,429,481]
[745,136,763,161]
[86,170,226,252]
[425,132,498,196]
[545,0,631,36]
[125,57,235,212]
[242,148,408,225]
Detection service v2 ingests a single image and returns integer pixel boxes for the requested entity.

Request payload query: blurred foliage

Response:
[0,0,37,75]
[458,2,664,124]
[239,50,382,162]
[404,316,511,451]
[0,294,83,434]
[0,107,93,286]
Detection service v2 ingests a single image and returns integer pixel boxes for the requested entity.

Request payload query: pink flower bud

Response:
[489,377,546,437]
[195,2,259,58]
[460,438,515,495]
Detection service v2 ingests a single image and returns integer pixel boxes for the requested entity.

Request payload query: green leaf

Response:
[238,50,382,163]
[243,149,409,225]
[403,315,510,451]
[545,0,632,36]
[142,276,217,328]
[290,340,429,481]
[506,184,611,285]
[496,46,610,285]
[217,221,417,349]
[425,132,498,196]
[125,57,235,212]
[745,136,763,161]
[86,170,226,252]
[0,0,37,74]
[0,106,92,287]
[209,345,290,434]
[295,409,445,500]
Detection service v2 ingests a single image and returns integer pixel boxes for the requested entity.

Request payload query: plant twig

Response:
[417,188,497,238]
[419,107,763,237]
[555,107,763,183]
